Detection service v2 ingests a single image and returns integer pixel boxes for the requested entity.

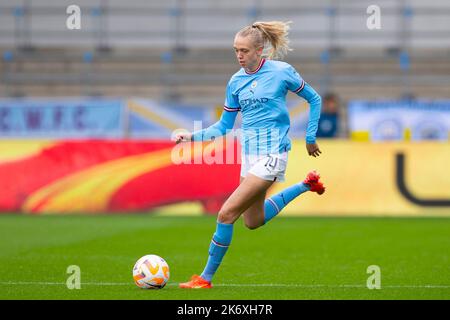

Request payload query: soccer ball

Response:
[133,254,170,289]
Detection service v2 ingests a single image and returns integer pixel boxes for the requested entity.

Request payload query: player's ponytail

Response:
[237,21,292,60]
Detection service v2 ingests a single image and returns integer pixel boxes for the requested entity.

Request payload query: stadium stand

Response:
[0,1,449,106]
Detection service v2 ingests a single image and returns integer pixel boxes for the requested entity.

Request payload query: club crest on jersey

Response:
[251,80,258,89]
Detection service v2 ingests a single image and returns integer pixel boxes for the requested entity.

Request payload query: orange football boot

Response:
[179,275,212,289]
[303,170,326,195]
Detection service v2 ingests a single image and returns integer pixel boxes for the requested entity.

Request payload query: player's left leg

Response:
[244,170,326,228]
[264,170,326,224]
[242,182,310,229]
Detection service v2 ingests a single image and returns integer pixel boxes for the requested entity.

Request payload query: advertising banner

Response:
[0,98,124,138]
[0,139,448,216]
[0,139,240,214]
[348,100,450,141]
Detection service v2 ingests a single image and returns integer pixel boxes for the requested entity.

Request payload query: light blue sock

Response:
[264,183,310,224]
[200,222,233,282]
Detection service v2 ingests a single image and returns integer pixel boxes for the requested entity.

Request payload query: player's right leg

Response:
[242,190,266,229]
[179,174,273,289]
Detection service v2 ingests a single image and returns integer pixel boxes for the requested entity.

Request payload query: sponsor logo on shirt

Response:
[240,97,269,108]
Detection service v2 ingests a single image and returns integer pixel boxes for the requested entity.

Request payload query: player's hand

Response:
[174,132,193,144]
[306,143,322,157]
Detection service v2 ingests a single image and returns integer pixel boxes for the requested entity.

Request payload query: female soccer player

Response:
[175,21,325,289]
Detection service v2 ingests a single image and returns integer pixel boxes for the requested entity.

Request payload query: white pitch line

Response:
[213,284,450,289]
[0,281,449,289]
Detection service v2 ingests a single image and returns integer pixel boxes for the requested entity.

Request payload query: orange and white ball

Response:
[133,254,170,289]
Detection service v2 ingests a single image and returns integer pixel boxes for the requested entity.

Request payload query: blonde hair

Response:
[236,21,292,60]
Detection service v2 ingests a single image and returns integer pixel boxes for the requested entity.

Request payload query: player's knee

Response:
[217,207,238,224]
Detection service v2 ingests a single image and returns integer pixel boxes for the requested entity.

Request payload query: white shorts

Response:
[240,152,288,182]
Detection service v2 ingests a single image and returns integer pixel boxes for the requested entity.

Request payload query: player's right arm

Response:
[175,108,239,143]
[175,80,240,144]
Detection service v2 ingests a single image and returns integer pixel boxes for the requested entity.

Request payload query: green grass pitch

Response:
[0,214,449,300]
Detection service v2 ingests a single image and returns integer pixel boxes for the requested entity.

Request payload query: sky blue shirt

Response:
[192,59,322,155]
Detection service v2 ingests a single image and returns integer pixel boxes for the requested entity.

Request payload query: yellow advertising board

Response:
[269,140,450,216]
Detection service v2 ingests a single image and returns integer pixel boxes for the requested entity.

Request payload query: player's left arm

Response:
[297,82,322,157]
[285,65,322,157]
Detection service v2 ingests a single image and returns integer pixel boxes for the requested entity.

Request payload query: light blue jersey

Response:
[192,58,322,155]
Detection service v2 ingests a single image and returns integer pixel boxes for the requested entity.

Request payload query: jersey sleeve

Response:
[284,65,322,143]
[284,65,305,94]
[297,83,322,144]
[224,80,241,111]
